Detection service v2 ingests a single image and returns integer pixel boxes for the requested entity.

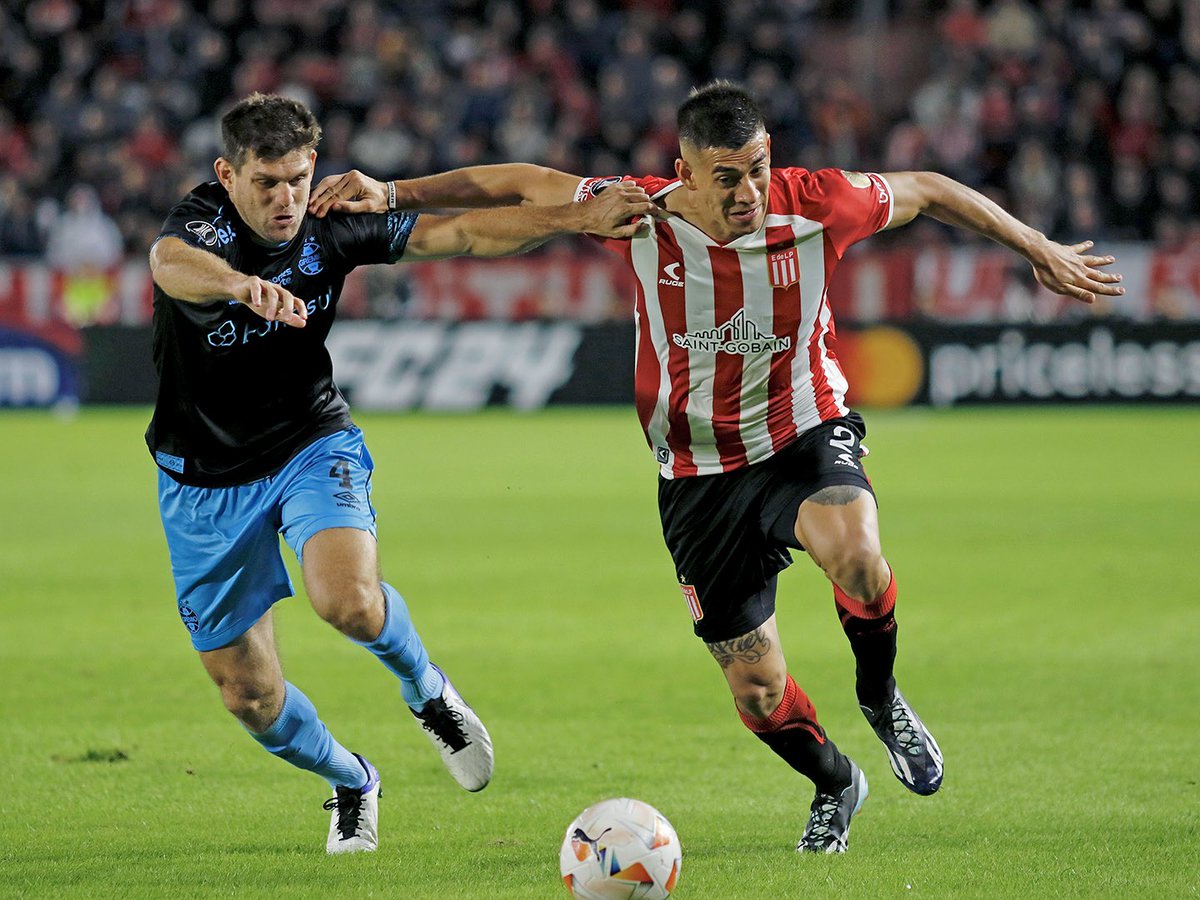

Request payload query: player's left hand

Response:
[1030,240,1125,305]
[308,170,388,218]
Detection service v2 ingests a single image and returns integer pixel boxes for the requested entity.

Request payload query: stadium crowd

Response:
[1,0,1198,263]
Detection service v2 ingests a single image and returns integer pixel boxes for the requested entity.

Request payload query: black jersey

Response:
[145,181,418,487]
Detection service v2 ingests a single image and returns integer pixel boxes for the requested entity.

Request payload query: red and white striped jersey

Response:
[576,167,894,479]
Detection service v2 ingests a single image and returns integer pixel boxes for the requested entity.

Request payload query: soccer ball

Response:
[559,797,682,899]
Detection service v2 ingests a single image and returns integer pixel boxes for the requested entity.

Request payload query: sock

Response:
[739,675,851,793]
[356,582,444,710]
[249,682,367,789]
[834,566,899,711]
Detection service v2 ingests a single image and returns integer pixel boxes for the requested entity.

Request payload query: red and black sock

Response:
[834,568,899,712]
[738,674,851,793]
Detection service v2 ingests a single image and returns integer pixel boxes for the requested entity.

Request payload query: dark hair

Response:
[677,80,766,150]
[220,93,322,168]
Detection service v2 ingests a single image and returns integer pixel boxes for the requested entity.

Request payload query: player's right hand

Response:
[578,179,658,239]
[234,276,308,327]
[308,170,388,218]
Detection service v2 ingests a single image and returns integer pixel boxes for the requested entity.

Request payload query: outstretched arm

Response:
[148,237,309,326]
[309,165,580,217]
[884,171,1124,305]
[401,182,655,260]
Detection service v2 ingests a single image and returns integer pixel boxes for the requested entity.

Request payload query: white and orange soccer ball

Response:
[559,798,682,899]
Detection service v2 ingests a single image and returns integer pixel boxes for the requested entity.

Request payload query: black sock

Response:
[838,606,898,711]
[757,729,852,794]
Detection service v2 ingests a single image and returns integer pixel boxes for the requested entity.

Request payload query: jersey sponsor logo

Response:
[204,288,334,350]
[573,175,622,202]
[679,582,703,622]
[768,247,799,288]
[207,320,236,347]
[186,221,218,246]
[270,267,293,286]
[672,309,791,355]
[658,261,684,288]
[299,237,324,275]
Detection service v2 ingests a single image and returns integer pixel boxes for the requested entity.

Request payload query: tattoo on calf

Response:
[808,485,863,506]
[706,627,771,669]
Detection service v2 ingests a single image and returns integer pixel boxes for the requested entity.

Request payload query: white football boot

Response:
[324,754,381,854]
[411,664,494,792]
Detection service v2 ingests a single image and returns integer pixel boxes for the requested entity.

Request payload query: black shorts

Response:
[657,412,874,643]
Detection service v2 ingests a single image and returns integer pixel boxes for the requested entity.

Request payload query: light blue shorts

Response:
[157,427,377,651]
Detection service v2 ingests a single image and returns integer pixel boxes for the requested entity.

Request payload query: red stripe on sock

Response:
[737,675,825,743]
[833,566,897,619]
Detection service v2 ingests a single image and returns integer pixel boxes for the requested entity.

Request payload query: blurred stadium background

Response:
[1,0,1199,410]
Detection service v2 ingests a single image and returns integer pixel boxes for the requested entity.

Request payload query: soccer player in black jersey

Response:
[147,93,654,854]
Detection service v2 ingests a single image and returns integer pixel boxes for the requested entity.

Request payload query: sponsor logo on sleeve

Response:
[840,170,872,189]
[573,176,623,202]
[186,221,218,246]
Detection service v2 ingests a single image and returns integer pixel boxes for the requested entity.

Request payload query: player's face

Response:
[216,149,316,243]
[678,131,771,241]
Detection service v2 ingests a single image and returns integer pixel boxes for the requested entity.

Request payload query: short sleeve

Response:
[783,168,893,258]
[572,174,675,250]
[154,186,236,259]
[327,210,420,268]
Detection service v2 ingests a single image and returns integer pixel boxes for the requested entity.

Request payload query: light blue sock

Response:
[249,682,367,789]
[357,582,444,710]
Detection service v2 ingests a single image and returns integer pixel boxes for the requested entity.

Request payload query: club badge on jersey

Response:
[768,246,800,288]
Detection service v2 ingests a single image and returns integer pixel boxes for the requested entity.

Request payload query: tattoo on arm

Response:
[706,627,771,669]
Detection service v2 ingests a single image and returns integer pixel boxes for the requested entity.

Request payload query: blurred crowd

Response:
[2,0,1199,266]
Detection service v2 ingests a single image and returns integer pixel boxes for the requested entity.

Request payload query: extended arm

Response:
[401,185,655,260]
[309,165,580,217]
[884,171,1124,305]
[148,237,308,326]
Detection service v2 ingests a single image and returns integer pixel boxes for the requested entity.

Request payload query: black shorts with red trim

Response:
[657,411,875,643]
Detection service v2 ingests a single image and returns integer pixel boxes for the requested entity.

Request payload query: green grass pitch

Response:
[1,405,1197,898]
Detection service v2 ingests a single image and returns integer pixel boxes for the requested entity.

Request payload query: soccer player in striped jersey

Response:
[310,81,1124,854]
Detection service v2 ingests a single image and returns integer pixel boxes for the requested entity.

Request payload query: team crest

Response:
[299,237,324,275]
[768,247,800,288]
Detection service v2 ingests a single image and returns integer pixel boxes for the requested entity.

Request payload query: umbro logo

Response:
[333,490,359,508]
[658,261,684,288]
